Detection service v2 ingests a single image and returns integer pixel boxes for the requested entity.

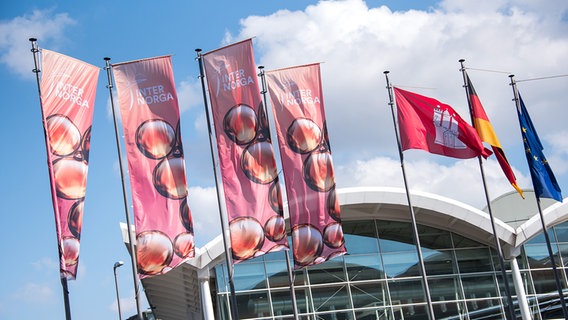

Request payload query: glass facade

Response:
[214,219,568,319]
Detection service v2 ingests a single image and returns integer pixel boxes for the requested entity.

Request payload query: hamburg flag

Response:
[112,56,195,278]
[266,63,346,268]
[465,73,524,197]
[394,87,492,159]
[202,39,288,264]
[516,94,562,202]
[39,49,99,280]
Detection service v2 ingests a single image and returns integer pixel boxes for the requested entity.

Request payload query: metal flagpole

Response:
[459,59,517,320]
[509,74,568,318]
[195,49,239,320]
[29,37,73,320]
[103,57,144,320]
[258,65,300,320]
[383,71,435,320]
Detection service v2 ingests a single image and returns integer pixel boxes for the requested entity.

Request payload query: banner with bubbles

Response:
[202,39,289,263]
[266,63,346,268]
[40,49,99,279]
[112,56,194,278]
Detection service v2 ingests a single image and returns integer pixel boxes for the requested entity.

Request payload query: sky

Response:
[1,0,568,319]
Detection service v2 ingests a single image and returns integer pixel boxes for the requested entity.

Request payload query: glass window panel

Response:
[393,304,427,320]
[461,274,498,299]
[343,233,379,255]
[314,311,352,320]
[428,276,463,301]
[555,222,568,242]
[423,250,457,275]
[455,248,494,273]
[495,273,517,297]
[215,264,228,293]
[525,244,558,268]
[382,251,420,278]
[345,254,385,281]
[466,299,504,318]
[388,278,426,304]
[263,249,287,261]
[307,259,346,285]
[351,281,387,308]
[235,291,271,319]
[342,220,379,254]
[294,287,313,314]
[217,293,231,320]
[266,259,291,288]
[531,269,562,294]
[233,261,267,291]
[433,301,466,319]
[559,244,568,267]
[270,289,294,317]
[311,285,351,312]
[525,229,555,245]
[418,225,453,250]
[452,232,483,248]
[354,306,391,319]
[292,268,308,287]
[378,221,416,253]
[490,248,510,272]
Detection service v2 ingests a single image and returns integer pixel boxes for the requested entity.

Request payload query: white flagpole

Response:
[29,37,73,320]
[103,57,144,320]
[459,59,517,320]
[383,71,435,320]
[195,49,239,320]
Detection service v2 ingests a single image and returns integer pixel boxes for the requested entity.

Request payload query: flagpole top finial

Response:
[29,38,37,42]
[104,57,111,61]
[258,65,264,69]
[195,48,202,53]
[383,70,390,74]
[459,59,465,63]
[508,74,515,78]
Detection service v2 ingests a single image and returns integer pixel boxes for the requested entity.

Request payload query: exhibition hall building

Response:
[122,187,568,320]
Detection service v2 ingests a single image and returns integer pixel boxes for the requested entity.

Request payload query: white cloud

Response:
[13,283,55,304]
[187,186,222,247]
[0,9,75,79]
[177,77,203,113]
[228,0,568,205]
[336,155,531,208]
[31,257,58,272]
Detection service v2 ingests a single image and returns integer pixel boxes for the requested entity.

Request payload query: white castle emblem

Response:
[433,106,466,149]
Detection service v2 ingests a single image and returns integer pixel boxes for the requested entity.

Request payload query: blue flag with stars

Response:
[517,94,563,202]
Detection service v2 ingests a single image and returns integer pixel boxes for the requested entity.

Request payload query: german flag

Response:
[466,72,524,198]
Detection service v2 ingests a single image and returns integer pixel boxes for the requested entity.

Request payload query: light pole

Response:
[113,261,124,320]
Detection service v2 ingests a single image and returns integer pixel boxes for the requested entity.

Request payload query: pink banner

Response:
[112,56,194,278]
[202,39,288,263]
[266,63,346,268]
[39,49,99,279]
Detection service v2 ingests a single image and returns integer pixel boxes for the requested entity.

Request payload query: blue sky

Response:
[1,0,568,319]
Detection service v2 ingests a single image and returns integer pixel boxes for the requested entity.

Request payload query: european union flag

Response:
[517,94,563,202]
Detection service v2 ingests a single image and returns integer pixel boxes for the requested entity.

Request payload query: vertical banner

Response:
[112,56,194,278]
[266,63,346,268]
[202,39,288,263]
[39,49,99,279]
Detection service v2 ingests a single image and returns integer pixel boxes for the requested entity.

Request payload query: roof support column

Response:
[198,269,215,320]
[510,257,532,320]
